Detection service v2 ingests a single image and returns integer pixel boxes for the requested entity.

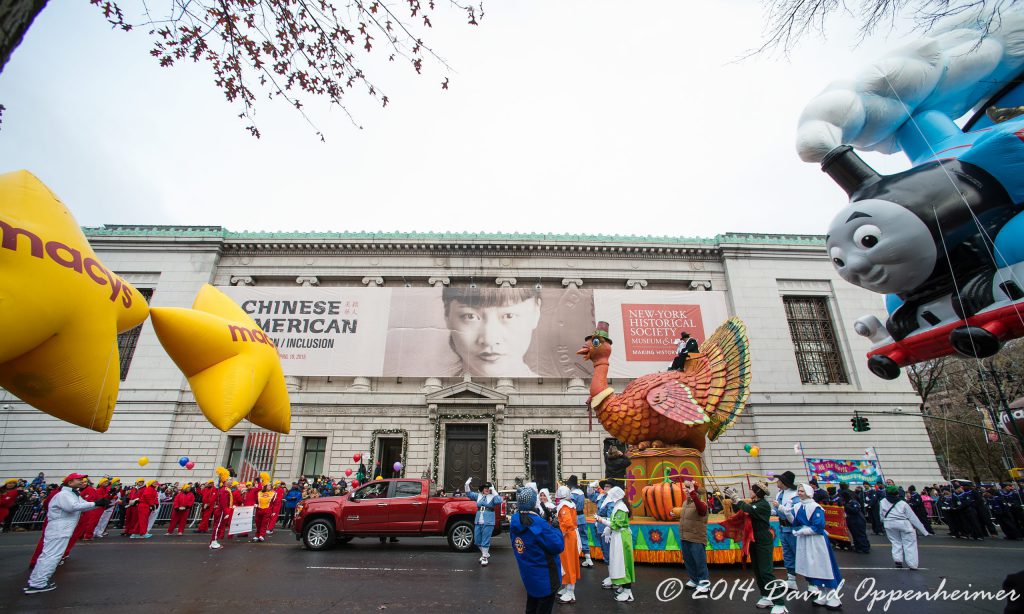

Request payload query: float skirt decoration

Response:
[625,447,704,517]
[583,516,782,565]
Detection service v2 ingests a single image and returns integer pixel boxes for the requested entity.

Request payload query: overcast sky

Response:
[0,1,921,238]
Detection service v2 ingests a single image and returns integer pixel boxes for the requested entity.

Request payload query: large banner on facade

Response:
[217,286,730,378]
[219,286,392,376]
[594,290,730,378]
[806,458,883,485]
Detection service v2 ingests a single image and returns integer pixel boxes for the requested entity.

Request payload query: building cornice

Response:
[83,226,826,258]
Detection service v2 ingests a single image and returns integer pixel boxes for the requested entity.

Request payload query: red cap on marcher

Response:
[63,473,88,483]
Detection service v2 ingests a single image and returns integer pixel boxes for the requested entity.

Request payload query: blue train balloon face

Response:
[826,198,935,295]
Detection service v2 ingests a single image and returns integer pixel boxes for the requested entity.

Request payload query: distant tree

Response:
[919,341,1024,481]
[0,0,483,138]
[757,0,1013,54]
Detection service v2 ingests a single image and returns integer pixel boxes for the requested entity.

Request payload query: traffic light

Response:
[850,415,872,432]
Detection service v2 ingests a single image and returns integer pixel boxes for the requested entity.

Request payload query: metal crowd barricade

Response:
[6,500,289,532]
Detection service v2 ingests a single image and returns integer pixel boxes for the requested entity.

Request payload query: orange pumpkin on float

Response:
[642,481,687,521]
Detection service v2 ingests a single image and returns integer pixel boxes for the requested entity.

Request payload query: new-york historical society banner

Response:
[219,286,730,378]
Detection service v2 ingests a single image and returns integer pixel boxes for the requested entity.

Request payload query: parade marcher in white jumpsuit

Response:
[25,473,109,594]
[879,484,929,569]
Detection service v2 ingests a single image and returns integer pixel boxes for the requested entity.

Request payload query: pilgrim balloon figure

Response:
[0,171,150,432]
[797,10,1024,379]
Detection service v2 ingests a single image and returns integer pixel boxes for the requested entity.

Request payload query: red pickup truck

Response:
[293,478,503,552]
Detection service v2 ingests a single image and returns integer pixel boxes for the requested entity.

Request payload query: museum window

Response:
[302,437,327,476]
[224,435,244,471]
[783,295,848,384]
[117,287,154,380]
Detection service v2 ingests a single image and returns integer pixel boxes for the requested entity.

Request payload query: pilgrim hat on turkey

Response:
[585,321,613,344]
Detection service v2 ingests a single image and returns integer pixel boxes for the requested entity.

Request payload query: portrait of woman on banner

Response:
[382,286,594,378]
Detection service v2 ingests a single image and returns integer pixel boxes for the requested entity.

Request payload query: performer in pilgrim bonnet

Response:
[554,486,581,604]
[465,478,502,566]
[787,484,843,610]
[598,486,635,602]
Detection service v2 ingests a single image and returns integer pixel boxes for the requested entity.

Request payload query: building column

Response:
[362,276,384,287]
[428,277,450,288]
[296,276,319,287]
[495,277,517,288]
[230,276,254,286]
[626,279,648,290]
[689,280,712,291]
[562,278,583,290]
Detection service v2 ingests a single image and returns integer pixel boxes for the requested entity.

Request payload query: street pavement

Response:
[1,528,1023,613]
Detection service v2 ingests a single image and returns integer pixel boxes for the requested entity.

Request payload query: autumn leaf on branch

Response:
[88,0,485,140]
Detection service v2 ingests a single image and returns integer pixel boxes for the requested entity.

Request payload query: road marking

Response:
[840,567,929,570]
[307,566,473,572]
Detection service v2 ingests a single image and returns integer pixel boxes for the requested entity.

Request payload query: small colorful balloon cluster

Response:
[743,443,760,458]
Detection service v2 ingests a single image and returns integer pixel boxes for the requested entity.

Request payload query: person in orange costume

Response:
[209,476,234,550]
[122,480,143,536]
[167,484,195,535]
[196,481,216,532]
[253,483,277,542]
[131,480,158,539]
[554,485,581,604]
[79,478,110,541]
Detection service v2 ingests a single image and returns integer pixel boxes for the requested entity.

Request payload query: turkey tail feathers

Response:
[702,317,752,440]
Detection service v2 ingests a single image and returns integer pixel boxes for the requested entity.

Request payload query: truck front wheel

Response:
[303,519,336,551]
[447,520,475,552]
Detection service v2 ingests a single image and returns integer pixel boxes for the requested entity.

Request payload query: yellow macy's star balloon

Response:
[0,170,149,432]
[149,284,291,433]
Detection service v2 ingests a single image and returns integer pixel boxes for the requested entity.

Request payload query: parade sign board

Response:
[822,504,851,542]
[806,458,883,485]
[228,505,255,535]
[217,287,730,378]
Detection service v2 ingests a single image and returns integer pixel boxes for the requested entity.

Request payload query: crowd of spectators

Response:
[0,467,392,533]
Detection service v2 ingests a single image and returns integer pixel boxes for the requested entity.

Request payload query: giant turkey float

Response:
[576,317,782,564]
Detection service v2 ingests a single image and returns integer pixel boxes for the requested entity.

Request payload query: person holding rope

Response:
[465,478,502,566]
[729,481,787,614]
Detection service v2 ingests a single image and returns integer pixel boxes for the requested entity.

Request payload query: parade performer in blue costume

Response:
[465,478,502,567]
[510,487,564,614]
[587,479,615,581]
[790,484,843,610]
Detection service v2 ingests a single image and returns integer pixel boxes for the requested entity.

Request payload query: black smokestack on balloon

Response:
[821,145,882,197]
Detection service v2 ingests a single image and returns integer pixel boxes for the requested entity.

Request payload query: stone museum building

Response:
[0,226,944,490]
